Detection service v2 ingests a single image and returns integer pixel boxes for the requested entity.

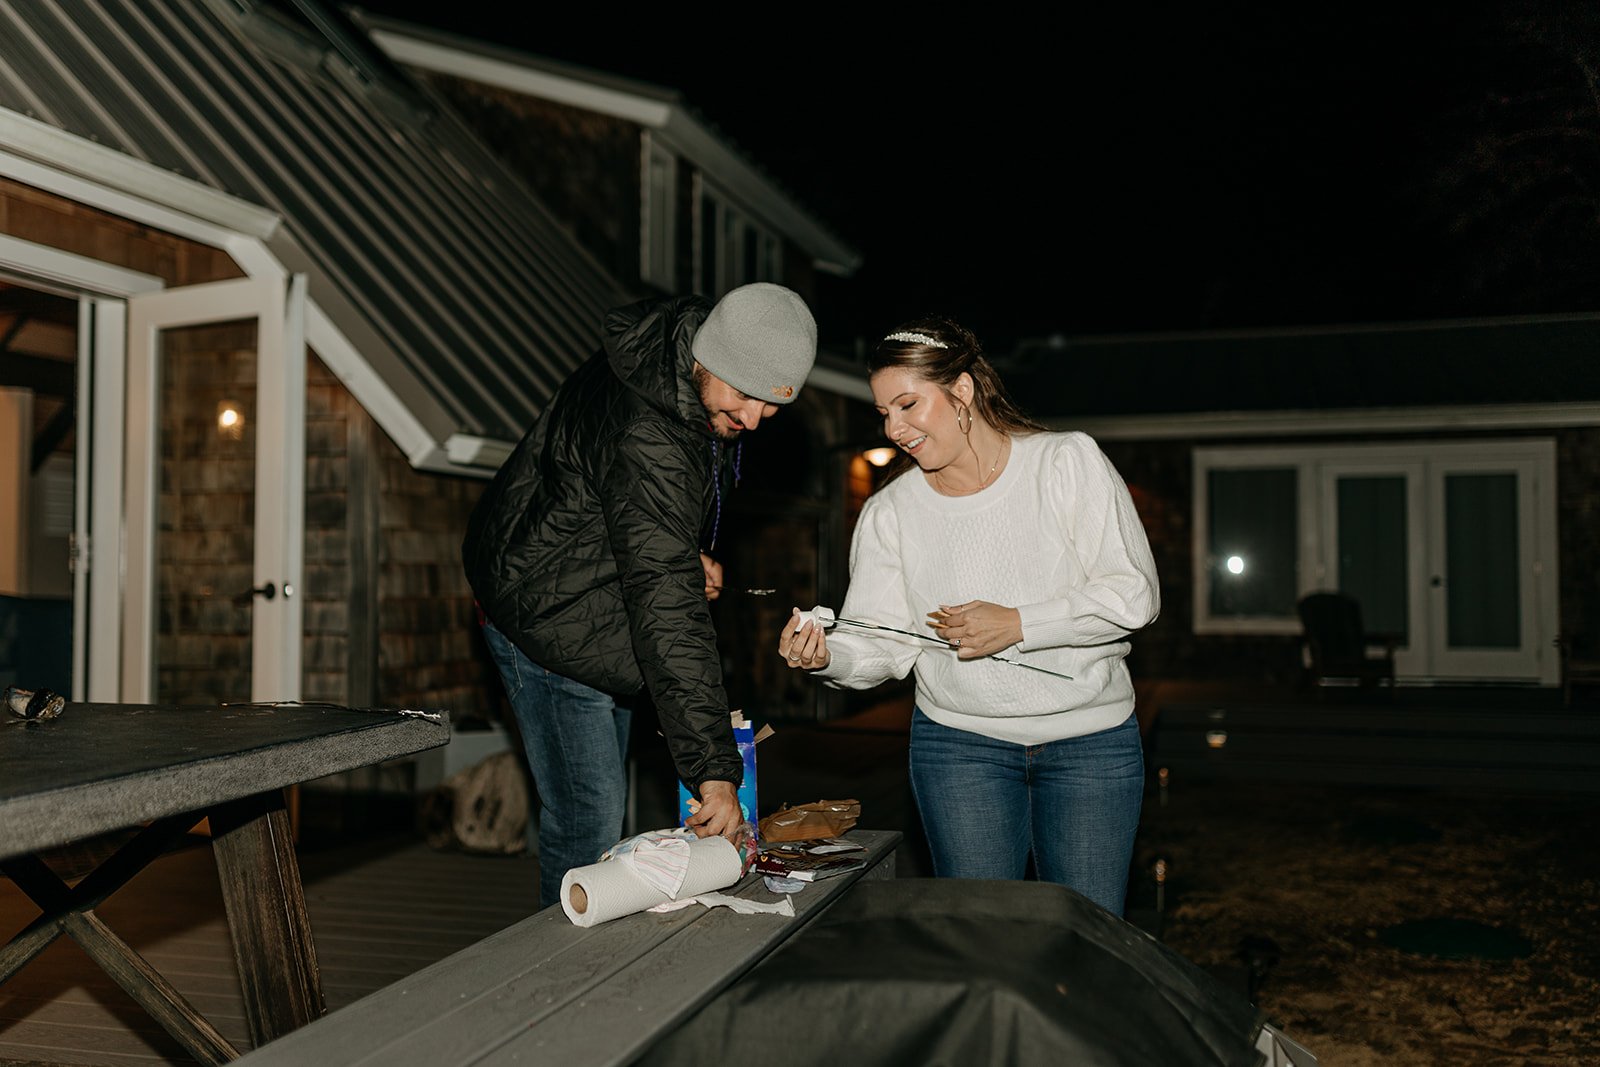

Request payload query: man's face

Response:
[695,364,780,440]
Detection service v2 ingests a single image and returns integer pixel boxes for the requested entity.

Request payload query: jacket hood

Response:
[603,295,713,431]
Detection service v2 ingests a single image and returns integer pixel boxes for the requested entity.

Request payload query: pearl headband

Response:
[883,331,948,349]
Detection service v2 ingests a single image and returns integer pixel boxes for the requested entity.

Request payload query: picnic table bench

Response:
[236,828,901,1066]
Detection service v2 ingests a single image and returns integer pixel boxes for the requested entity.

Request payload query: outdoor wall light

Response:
[862,446,897,467]
[217,400,244,440]
[1225,555,1246,575]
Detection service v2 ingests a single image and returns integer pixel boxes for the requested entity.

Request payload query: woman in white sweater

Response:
[778,317,1160,915]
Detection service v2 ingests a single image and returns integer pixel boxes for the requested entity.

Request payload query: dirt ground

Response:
[1133,779,1600,1065]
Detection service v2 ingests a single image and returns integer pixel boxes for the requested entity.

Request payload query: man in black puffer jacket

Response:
[462,283,817,908]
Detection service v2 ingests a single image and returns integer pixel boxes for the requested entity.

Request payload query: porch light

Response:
[217,400,244,441]
[862,446,896,467]
[1226,555,1245,575]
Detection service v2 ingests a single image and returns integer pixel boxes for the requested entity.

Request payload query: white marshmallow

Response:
[793,605,837,630]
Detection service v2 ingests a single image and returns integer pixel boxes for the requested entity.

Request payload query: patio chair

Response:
[1556,634,1600,707]
[1297,591,1397,689]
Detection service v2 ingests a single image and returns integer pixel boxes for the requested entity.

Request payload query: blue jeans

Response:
[909,708,1144,915]
[481,621,631,910]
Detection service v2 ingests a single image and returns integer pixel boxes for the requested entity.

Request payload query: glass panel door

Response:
[154,322,258,702]
[0,281,79,698]
[1321,461,1427,677]
[1427,455,1545,680]
[124,276,305,704]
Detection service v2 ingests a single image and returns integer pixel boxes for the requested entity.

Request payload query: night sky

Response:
[349,3,1600,355]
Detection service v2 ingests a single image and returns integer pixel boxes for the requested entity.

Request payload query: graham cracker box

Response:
[678,710,770,840]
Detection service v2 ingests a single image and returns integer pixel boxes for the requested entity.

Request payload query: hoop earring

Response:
[956,403,972,436]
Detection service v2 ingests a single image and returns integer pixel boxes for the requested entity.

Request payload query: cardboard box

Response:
[679,711,768,839]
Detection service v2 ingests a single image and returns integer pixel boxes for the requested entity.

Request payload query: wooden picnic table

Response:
[235,827,902,1067]
[0,700,450,1063]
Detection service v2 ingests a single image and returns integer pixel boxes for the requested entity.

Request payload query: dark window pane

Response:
[1208,468,1298,617]
[1337,476,1408,641]
[1445,473,1520,648]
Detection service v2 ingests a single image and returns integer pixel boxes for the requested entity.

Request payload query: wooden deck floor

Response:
[0,830,538,1066]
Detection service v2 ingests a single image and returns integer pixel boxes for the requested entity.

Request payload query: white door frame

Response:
[0,234,162,700]
[123,275,306,704]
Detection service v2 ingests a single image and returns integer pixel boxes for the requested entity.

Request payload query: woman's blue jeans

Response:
[909,708,1144,915]
[481,621,630,910]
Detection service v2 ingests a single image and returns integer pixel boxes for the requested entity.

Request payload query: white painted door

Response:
[1424,450,1553,682]
[122,276,306,704]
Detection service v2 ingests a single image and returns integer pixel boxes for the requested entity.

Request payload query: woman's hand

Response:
[928,600,1023,659]
[778,608,831,670]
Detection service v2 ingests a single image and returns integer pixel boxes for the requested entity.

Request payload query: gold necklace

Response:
[935,437,1007,496]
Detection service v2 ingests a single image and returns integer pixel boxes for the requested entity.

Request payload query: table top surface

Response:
[2,702,451,859]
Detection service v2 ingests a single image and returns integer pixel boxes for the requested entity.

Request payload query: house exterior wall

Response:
[1101,426,1600,685]
[374,417,496,720]
[303,356,500,721]
[1555,426,1600,650]
[416,73,819,306]
[1,178,241,286]
[1,178,502,717]
[421,76,641,287]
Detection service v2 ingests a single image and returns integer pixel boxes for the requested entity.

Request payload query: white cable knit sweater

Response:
[814,431,1160,744]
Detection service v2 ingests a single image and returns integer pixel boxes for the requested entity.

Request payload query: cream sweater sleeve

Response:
[813,493,922,690]
[1015,434,1161,652]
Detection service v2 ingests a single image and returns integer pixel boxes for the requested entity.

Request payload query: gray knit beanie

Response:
[691,283,818,404]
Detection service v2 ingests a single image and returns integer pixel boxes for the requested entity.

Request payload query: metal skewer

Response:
[828,617,1074,681]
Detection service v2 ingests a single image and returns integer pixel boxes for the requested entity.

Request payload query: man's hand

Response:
[700,553,724,601]
[685,779,743,840]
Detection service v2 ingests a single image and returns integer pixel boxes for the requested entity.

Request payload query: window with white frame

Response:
[1193,438,1560,684]
[640,134,677,290]
[694,176,780,297]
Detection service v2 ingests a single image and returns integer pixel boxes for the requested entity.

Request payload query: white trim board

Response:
[1049,401,1600,441]
[0,110,281,239]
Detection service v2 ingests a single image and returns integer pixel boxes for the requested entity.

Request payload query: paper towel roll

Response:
[561,835,743,927]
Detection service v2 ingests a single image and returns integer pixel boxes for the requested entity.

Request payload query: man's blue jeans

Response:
[481,621,631,910]
[908,708,1144,915]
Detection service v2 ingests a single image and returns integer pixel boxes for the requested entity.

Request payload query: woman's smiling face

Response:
[871,366,970,470]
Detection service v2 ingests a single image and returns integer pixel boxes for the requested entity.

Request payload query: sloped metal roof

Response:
[0,0,626,462]
[1002,313,1600,430]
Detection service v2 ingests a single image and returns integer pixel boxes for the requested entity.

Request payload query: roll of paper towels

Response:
[561,835,743,927]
